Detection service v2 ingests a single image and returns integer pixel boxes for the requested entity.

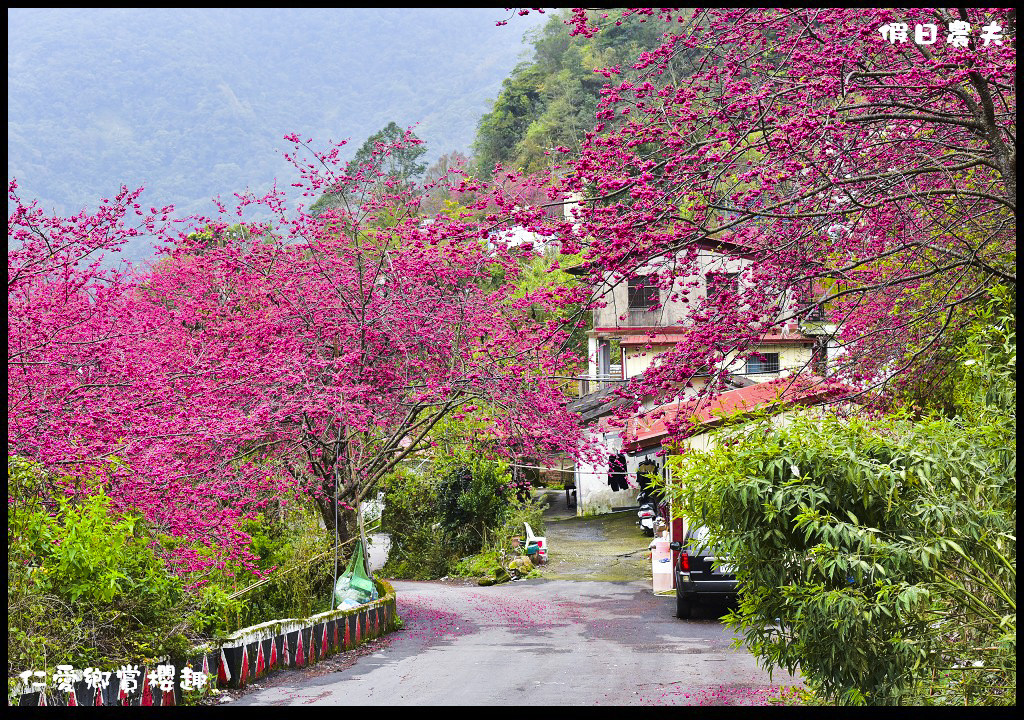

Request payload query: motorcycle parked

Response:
[636,488,661,537]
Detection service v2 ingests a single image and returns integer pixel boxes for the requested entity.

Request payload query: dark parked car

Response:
[670,525,737,619]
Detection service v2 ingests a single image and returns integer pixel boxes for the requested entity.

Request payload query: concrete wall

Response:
[622,340,813,386]
[575,430,640,516]
[592,251,748,329]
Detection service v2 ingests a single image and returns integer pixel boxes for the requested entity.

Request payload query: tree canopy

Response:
[7,131,592,577]
[495,7,1015,432]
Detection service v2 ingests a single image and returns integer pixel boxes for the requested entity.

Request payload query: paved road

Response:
[233,493,800,706]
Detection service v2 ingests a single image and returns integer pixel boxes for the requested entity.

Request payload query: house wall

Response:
[592,251,748,329]
[575,243,831,517]
[726,343,815,379]
[623,343,670,379]
[677,407,806,453]
[575,430,641,516]
[623,342,813,383]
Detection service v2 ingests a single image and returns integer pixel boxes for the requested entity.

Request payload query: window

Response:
[706,272,739,302]
[628,275,659,310]
[804,303,827,321]
[802,280,827,320]
[597,338,622,382]
[746,352,780,374]
[811,338,828,376]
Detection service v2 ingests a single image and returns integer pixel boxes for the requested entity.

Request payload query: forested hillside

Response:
[7,8,545,263]
[8,8,682,263]
[473,9,696,177]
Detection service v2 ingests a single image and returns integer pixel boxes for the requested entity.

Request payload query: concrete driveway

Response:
[232,491,800,705]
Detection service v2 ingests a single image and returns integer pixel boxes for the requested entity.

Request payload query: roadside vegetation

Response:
[665,290,1016,705]
[7,456,342,676]
[380,422,549,585]
[7,412,548,681]
[7,450,544,682]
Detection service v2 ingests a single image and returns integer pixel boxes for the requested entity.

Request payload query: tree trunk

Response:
[311,481,358,546]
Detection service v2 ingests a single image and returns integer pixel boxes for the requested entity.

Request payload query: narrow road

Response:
[232,490,800,705]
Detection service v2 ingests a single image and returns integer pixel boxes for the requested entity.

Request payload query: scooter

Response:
[636,489,658,536]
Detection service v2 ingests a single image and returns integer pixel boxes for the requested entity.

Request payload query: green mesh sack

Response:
[333,540,378,609]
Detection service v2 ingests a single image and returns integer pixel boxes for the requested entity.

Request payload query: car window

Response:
[685,526,720,556]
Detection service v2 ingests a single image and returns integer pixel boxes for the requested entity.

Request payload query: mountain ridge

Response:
[7,8,547,263]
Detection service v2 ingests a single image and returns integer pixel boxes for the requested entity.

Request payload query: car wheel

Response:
[676,593,692,619]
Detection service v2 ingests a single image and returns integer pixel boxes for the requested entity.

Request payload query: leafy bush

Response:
[379,467,450,580]
[7,457,338,675]
[229,505,336,626]
[665,303,1015,705]
[8,458,196,670]
[381,457,547,581]
[450,496,547,582]
[436,457,516,556]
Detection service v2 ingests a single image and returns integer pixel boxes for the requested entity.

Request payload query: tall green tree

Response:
[473,9,694,177]
[346,121,427,185]
[310,121,428,217]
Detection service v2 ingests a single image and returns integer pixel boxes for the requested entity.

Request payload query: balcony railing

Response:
[578,369,623,396]
[593,308,664,328]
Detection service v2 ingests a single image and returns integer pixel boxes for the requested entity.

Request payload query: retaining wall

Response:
[12,578,398,706]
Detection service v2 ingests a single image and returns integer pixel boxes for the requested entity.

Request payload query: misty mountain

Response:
[7,8,546,263]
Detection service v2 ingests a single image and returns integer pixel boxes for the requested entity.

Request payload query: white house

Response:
[568,239,838,516]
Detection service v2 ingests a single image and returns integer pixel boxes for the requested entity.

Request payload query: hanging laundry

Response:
[636,459,659,491]
[607,453,628,491]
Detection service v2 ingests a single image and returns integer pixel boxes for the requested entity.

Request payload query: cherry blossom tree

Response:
[8,133,590,577]
[502,7,1015,434]
[7,181,178,483]
[149,136,590,541]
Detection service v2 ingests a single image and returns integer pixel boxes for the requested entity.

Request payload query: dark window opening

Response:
[811,339,829,376]
[747,352,780,374]
[706,272,740,302]
[628,276,659,310]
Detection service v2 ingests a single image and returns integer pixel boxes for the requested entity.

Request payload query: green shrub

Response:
[381,457,548,581]
[435,457,516,556]
[8,458,190,670]
[662,290,1015,706]
[450,498,546,583]
[230,505,335,626]
[8,457,347,679]
[379,467,450,579]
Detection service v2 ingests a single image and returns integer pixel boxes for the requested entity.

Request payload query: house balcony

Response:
[578,371,623,397]
[593,307,669,329]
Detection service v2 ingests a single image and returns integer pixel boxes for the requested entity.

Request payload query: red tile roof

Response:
[615,325,812,346]
[625,375,849,449]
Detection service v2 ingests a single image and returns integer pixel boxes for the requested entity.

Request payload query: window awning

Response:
[620,334,681,346]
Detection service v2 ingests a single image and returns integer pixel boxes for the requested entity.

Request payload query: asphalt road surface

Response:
[232,491,800,706]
